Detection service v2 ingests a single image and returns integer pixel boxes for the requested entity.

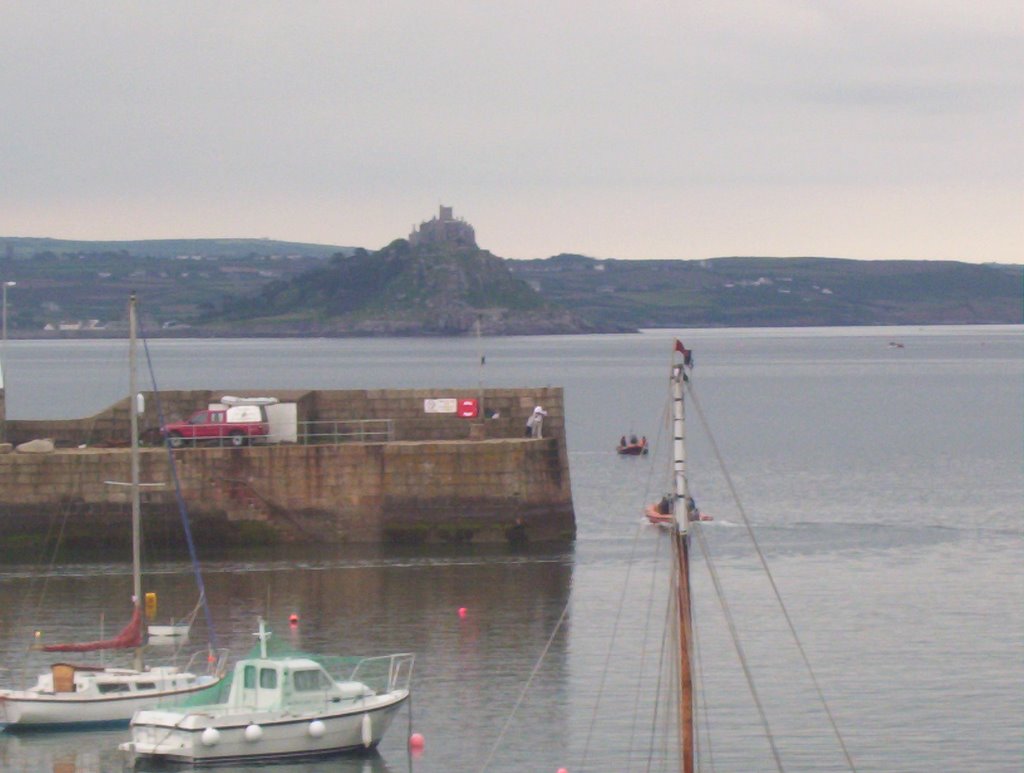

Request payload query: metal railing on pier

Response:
[295,419,394,445]
[161,419,395,449]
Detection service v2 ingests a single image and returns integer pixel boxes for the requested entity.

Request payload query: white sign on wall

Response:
[423,398,458,414]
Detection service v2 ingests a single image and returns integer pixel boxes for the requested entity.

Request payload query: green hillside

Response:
[509,255,1023,327]
[0,237,344,260]
[0,234,1019,336]
[203,239,601,335]
[0,237,342,332]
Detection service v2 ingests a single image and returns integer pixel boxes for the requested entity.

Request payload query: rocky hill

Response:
[199,210,609,336]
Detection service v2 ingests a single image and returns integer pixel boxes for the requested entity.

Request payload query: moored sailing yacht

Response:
[643,340,857,772]
[0,295,227,730]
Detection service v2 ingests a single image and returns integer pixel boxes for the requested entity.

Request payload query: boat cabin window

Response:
[292,669,330,692]
[243,665,256,689]
[98,683,131,694]
[259,668,277,689]
[134,682,157,691]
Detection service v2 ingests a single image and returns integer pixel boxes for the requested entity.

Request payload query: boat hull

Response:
[147,624,189,638]
[122,690,409,765]
[0,674,222,730]
[644,504,674,525]
[617,443,648,456]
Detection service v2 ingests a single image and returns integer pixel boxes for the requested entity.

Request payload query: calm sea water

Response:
[0,326,1021,772]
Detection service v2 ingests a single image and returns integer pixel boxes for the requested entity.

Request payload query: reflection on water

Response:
[0,549,574,773]
[0,728,125,773]
[0,727,394,773]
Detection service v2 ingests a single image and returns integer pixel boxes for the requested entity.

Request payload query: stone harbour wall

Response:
[0,387,574,547]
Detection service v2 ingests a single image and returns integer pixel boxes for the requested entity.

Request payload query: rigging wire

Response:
[139,329,218,652]
[691,524,786,772]
[645,556,680,773]
[12,498,77,658]
[630,531,672,770]
[630,393,675,758]
[32,500,73,613]
[15,328,173,663]
[687,381,858,772]
[690,583,717,773]
[642,398,673,506]
[477,600,569,773]
[636,383,682,770]
[17,325,129,645]
[23,336,129,627]
[573,519,651,772]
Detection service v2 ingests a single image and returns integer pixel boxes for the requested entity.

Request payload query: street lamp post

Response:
[1,280,15,443]
[2,280,15,345]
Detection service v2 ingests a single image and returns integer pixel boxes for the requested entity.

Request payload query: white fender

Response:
[361,713,372,747]
[200,727,220,747]
[308,719,326,738]
[244,723,263,742]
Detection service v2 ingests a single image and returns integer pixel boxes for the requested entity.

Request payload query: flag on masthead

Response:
[674,339,693,368]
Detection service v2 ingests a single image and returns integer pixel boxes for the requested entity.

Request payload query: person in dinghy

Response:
[653,493,712,522]
[686,495,712,521]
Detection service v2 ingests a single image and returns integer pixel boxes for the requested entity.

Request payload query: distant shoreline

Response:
[4,320,1022,342]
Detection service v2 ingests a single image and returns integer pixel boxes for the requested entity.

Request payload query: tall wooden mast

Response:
[670,358,695,772]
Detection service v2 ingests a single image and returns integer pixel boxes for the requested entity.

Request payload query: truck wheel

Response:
[229,431,246,447]
[168,432,184,448]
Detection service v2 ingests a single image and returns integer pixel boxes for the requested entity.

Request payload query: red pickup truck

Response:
[162,405,269,447]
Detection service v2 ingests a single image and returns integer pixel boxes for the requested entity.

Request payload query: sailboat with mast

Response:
[639,340,857,772]
[646,343,699,770]
[0,295,227,730]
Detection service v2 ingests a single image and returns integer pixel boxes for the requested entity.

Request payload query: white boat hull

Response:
[122,689,409,764]
[0,670,221,730]
[147,624,189,638]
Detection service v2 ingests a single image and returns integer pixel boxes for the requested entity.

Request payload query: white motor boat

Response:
[121,620,414,766]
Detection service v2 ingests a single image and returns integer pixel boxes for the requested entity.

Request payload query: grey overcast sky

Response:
[1,2,1020,262]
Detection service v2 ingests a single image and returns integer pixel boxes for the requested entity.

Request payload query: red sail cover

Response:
[41,606,143,653]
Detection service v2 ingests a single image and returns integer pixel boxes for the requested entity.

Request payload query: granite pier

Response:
[0,387,575,548]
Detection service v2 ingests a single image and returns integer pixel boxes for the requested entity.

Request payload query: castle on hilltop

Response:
[409,206,477,248]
